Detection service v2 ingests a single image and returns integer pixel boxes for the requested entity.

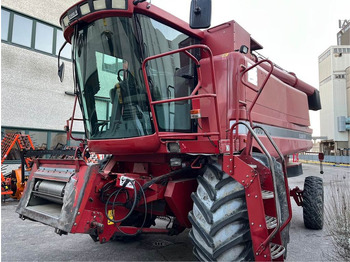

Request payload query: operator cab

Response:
[61,1,202,145]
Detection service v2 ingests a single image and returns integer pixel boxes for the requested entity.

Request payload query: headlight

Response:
[60,0,128,31]
[93,0,106,10]
[79,3,91,15]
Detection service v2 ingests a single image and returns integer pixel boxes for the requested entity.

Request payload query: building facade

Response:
[1,0,84,158]
[319,44,350,155]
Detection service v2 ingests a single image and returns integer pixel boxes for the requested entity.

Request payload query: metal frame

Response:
[141,44,221,141]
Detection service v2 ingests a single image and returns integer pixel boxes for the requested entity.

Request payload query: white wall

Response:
[2,0,77,26]
[1,0,84,132]
[319,46,350,143]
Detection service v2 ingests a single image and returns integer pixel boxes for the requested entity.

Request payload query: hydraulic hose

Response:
[104,179,138,223]
[116,180,148,236]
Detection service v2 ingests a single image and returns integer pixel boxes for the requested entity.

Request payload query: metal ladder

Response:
[224,121,292,261]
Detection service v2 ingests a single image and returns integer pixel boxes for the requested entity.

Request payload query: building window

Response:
[1,126,84,163]
[35,22,54,53]
[12,14,33,47]
[50,132,67,149]
[1,129,25,161]
[28,130,48,149]
[335,74,345,79]
[1,7,71,61]
[1,9,10,41]
[69,134,85,147]
[334,47,350,54]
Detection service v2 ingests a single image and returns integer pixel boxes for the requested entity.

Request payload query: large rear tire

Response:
[303,176,324,230]
[188,163,254,261]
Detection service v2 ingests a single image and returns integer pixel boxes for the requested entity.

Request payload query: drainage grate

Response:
[152,239,173,248]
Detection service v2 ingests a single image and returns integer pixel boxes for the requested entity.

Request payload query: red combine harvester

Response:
[17,0,324,260]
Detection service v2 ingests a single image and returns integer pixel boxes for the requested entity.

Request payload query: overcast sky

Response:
[152,0,350,135]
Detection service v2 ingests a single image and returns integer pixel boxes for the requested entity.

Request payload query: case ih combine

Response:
[16,0,324,261]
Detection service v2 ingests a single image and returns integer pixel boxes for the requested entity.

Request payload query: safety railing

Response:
[229,122,281,251]
[229,121,292,254]
[240,59,274,127]
[250,126,292,247]
[141,44,221,140]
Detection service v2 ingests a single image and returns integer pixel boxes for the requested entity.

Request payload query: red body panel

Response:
[164,178,198,227]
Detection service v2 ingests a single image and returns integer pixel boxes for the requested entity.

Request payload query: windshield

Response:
[74,15,199,140]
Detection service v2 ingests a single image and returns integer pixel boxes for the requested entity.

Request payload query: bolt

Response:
[230,170,232,173]
[74,223,77,226]
[256,253,259,256]
[255,195,258,198]
[77,212,80,215]
[259,225,262,228]
[87,221,90,224]
[242,180,245,183]
[247,194,250,197]
[227,165,230,168]
[264,255,267,258]
[246,175,249,178]
[251,222,254,226]
[230,159,232,162]
[93,216,96,219]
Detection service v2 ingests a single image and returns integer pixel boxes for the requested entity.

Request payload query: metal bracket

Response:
[290,186,303,206]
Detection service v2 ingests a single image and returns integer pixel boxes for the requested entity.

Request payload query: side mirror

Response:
[58,62,65,82]
[57,41,68,82]
[189,0,211,29]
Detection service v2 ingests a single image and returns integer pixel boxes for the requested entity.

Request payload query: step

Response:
[265,215,277,229]
[270,243,285,260]
[262,190,274,199]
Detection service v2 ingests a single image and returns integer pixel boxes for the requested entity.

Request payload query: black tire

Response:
[303,176,324,230]
[188,162,254,261]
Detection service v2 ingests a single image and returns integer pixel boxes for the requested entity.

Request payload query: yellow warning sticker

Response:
[107,210,115,225]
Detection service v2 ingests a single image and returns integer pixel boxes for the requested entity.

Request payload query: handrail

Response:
[252,126,292,233]
[229,121,281,254]
[240,59,274,127]
[66,95,85,144]
[141,44,221,141]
